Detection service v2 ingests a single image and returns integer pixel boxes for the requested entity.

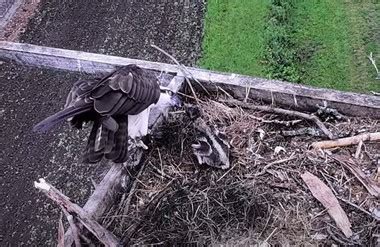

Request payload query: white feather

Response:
[128,106,151,139]
[127,92,173,139]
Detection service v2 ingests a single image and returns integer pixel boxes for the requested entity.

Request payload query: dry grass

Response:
[100,95,379,246]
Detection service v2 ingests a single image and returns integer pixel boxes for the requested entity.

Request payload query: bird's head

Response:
[159,87,182,108]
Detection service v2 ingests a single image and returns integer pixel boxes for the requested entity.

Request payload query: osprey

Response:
[34,65,179,163]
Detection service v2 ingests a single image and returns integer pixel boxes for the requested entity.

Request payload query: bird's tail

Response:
[82,116,129,164]
[33,104,92,133]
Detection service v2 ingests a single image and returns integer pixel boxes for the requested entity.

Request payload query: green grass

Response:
[291,0,380,92]
[198,0,270,77]
[200,0,380,92]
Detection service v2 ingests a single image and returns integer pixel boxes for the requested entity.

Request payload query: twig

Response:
[216,85,233,98]
[354,140,363,159]
[222,99,334,139]
[148,161,173,180]
[58,212,65,247]
[248,115,302,127]
[34,179,121,246]
[62,208,81,247]
[255,156,297,176]
[333,155,380,198]
[281,127,323,137]
[312,132,380,149]
[367,52,380,79]
[151,44,209,102]
[244,85,251,102]
[157,148,164,181]
[337,196,373,218]
[119,162,147,227]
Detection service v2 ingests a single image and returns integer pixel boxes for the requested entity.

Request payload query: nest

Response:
[100,95,379,246]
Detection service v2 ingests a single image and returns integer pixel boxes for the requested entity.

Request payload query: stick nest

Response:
[101,95,379,246]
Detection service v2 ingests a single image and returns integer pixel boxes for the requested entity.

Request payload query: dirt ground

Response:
[0,0,205,245]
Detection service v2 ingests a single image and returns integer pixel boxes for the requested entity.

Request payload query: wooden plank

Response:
[1,41,379,118]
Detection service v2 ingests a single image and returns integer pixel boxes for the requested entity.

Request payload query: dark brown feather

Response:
[34,64,161,164]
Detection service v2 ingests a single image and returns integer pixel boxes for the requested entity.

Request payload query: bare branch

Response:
[34,179,121,246]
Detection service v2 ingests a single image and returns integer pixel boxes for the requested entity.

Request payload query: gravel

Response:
[0,0,205,245]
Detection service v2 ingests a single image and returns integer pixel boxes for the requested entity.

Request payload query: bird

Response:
[33,64,180,164]
[191,118,231,170]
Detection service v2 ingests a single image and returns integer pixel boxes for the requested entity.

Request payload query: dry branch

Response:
[34,179,121,246]
[63,162,128,245]
[58,213,65,247]
[311,132,380,149]
[301,171,353,238]
[62,208,81,247]
[222,99,334,139]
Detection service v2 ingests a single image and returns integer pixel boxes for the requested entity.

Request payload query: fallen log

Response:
[311,132,380,149]
[1,41,379,118]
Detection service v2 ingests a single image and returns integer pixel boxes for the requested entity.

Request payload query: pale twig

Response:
[354,140,363,159]
[337,196,373,218]
[217,85,233,98]
[248,115,302,126]
[157,148,164,181]
[119,162,147,227]
[312,132,380,149]
[151,44,209,102]
[367,52,380,79]
[61,207,81,247]
[244,85,251,102]
[255,156,297,176]
[58,212,65,247]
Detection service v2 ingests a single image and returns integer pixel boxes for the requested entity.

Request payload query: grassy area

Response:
[199,0,380,92]
[292,0,380,92]
[198,0,270,77]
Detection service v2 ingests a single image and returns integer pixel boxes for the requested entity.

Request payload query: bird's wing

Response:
[90,65,161,116]
[34,78,99,132]
[83,65,161,163]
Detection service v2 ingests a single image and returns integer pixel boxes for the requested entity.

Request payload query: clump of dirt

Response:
[102,93,380,246]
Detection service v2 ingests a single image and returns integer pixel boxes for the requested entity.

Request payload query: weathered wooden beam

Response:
[1,41,379,118]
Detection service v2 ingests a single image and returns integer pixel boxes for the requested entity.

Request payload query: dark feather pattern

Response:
[34,65,161,163]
